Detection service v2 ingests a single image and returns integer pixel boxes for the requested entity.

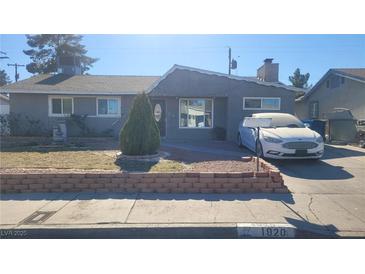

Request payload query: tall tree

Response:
[23,34,98,74]
[289,68,311,88]
[0,70,11,86]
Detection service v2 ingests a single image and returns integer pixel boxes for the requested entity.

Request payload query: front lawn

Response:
[0,142,256,173]
[0,149,187,172]
[0,150,119,170]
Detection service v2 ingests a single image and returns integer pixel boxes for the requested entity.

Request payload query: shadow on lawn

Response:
[115,159,158,172]
[0,192,295,204]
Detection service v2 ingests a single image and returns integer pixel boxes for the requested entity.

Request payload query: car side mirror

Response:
[304,123,310,128]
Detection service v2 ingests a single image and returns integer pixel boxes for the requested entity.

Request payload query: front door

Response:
[151,99,166,138]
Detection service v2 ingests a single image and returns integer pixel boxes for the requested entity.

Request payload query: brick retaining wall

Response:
[0,167,287,194]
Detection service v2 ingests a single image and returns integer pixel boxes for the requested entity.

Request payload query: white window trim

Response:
[48,96,74,117]
[178,98,214,129]
[243,97,281,110]
[96,96,121,118]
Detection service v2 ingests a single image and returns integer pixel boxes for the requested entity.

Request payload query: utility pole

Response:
[7,63,25,82]
[228,47,237,75]
[228,47,232,75]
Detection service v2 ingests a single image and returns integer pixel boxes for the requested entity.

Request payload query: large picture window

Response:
[179,98,213,128]
[49,97,73,116]
[97,98,120,116]
[243,97,280,110]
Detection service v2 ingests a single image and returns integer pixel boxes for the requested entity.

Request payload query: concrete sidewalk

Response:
[1,191,364,238]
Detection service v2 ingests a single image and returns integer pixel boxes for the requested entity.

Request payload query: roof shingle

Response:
[0,74,160,95]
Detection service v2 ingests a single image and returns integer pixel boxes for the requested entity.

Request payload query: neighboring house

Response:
[0,59,303,141]
[0,94,10,115]
[295,68,365,121]
[0,72,159,136]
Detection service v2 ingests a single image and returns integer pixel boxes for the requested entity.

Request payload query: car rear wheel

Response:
[237,133,243,147]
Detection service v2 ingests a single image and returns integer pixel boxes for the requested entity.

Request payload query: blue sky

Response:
[0,34,364,85]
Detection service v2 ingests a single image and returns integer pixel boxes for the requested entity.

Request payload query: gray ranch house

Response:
[0,59,303,141]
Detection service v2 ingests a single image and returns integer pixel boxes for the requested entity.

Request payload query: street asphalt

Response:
[1,144,364,238]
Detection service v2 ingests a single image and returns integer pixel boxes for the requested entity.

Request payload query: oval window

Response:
[154,104,162,122]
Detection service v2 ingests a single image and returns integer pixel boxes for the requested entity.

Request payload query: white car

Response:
[237,113,324,159]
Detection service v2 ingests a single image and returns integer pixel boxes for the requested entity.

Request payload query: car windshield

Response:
[271,118,305,128]
[252,115,305,128]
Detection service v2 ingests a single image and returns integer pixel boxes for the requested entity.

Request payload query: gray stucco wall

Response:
[150,69,295,141]
[295,77,365,120]
[9,93,136,136]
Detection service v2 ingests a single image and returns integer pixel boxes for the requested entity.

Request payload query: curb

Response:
[0,223,343,239]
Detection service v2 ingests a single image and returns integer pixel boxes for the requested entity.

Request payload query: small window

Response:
[341,77,345,84]
[331,76,340,88]
[262,98,280,110]
[243,97,280,110]
[179,98,213,128]
[52,99,62,114]
[327,75,340,89]
[309,101,319,119]
[244,98,261,109]
[50,97,73,115]
[97,98,120,116]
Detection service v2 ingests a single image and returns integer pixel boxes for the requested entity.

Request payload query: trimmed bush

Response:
[120,93,160,155]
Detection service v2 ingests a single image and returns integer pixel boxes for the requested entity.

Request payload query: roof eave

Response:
[0,89,143,95]
[147,64,305,94]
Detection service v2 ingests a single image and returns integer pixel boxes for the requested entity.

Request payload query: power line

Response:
[0,51,9,60]
[7,63,25,82]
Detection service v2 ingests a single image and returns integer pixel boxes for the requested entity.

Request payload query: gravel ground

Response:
[188,160,255,172]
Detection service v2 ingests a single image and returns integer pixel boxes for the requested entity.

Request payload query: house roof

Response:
[334,68,365,81]
[0,74,160,95]
[0,64,306,96]
[296,68,365,102]
[147,64,306,93]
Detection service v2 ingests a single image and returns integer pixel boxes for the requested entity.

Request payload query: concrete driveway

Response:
[161,141,365,236]
[266,144,365,236]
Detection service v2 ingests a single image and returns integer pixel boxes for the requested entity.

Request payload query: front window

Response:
[97,98,120,116]
[50,97,73,115]
[179,98,213,128]
[243,97,280,110]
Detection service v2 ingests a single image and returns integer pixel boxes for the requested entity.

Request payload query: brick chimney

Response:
[257,58,279,82]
